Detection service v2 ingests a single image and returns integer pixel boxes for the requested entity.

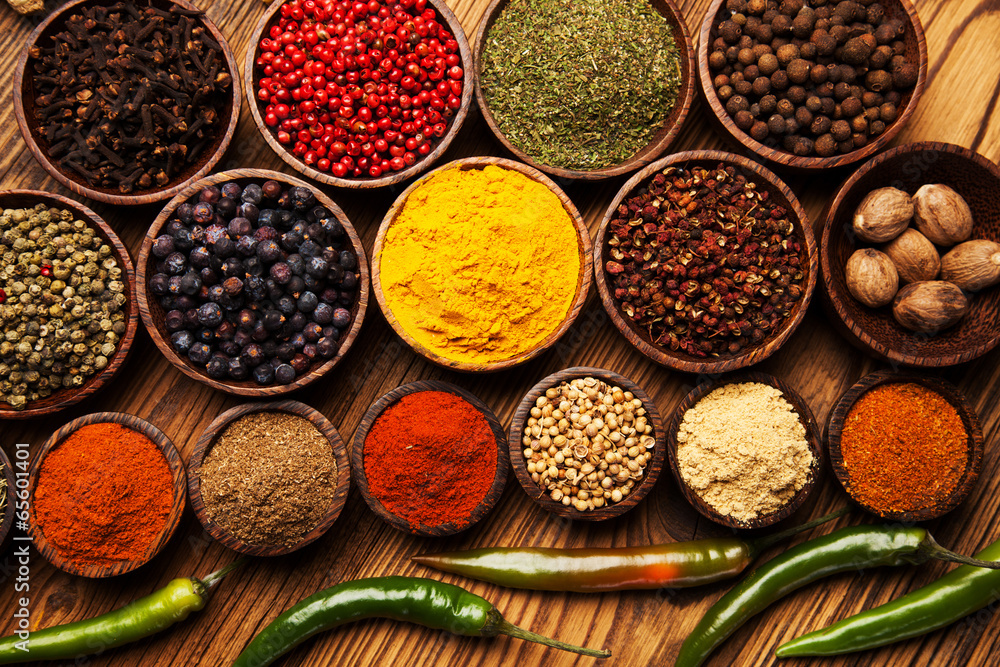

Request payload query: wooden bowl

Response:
[0,446,15,551]
[826,370,983,522]
[697,0,927,171]
[372,156,592,372]
[188,400,351,556]
[821,142,1000,366]
[508,367,667,522]
[0,190,139,419]
[665,372,824,530]
[137,168,369,396]
[27,412,186,577]
[12,0,241,206]
[351,380,509,537]
[244,0,473,189]
[473,0,695,181]
[594,150,817,374]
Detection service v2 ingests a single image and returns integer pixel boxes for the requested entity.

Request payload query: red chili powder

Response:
[363,391,497,528]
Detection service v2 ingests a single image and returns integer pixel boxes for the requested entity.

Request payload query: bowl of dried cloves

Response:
[13,0,241,206]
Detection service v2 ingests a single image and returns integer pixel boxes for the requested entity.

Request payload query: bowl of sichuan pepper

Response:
[826,370,984,522]
[474,0,696,180]
[0,190,139,419]
[137,168,368,396]
[595,150,817,374]
[13,0,241,205]
[697,0,927,169]
[246,0,474,187]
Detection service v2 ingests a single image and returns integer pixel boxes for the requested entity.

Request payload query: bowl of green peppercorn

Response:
[0,190,138,419]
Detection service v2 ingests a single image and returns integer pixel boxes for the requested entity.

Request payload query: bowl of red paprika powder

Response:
[352,380,509,536]
[27,412,186,578]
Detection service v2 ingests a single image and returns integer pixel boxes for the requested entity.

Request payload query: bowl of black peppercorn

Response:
[137,168,369,396]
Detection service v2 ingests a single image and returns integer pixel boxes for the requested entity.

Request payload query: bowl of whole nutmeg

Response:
[821,142,1000,367]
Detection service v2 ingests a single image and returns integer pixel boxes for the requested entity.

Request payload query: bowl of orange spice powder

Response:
[827,370,984,522]
[28,412,186,577]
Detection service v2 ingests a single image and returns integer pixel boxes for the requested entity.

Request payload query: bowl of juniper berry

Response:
[137,168,369,396]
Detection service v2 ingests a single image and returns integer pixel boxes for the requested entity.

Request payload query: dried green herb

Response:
[481,0,682,171]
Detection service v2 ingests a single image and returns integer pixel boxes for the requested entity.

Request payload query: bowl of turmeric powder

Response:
[372,156,593,371]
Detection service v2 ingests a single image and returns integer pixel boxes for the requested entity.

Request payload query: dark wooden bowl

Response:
[697,0,927,171]
[508,367,666,522]
[473,0,696,181]
[27,412,186,577]
[665,372,824,530]
[188,400,351,556]
[0,190,139,420]
[137,168,369,396]
[826,370,983,522]
[0,446,15,551]
[244,0,473,189]
[821,142,1000,366]
[12,0,241,206]
[594,150,817,374]
[372,156,592,372]
[351,381,509,537]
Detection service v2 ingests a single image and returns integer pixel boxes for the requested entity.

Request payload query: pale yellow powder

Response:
[676,382,814,523]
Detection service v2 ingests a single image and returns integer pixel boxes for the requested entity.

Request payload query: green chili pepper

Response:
[0,560,242,665]
[674,525,1000,667]
[776,535,1000,657]
[413,508,848,592]
[232,576,610,666]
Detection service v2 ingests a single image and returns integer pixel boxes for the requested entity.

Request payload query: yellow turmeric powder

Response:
[379,164,581,365]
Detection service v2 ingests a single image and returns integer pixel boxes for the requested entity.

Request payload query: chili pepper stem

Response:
[748,507,851,554]
[195,558,247,596]
[483,609,611,658]
[923,536,1000,569]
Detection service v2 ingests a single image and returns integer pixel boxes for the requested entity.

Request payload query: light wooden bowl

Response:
[188,400,351,557]
[594,150,817,374]
[697,0,927,171]
[0,446,15,551]
[12,0,241,205]
[244,0,473,189]
[665,372,824,530]
[372,156,592,372]
[27,412,186,577]
[0,190,139,420]
[137,168,369,396]
[508,367,666,522]
[473,0,696,180]
[826,370,983,522]
[821,142,1000,366]
[351,381,509,537]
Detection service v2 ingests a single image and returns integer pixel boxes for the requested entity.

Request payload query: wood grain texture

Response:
[825,369,984,522]
[187,400,351,557]
[2,1,1000,666]
[351,380,510,536]
[26,412,186,578]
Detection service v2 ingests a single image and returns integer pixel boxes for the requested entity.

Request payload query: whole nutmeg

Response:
[882,228,940,283]
[912,183,973,246]
[846,248,898,308]
[940,239,1000,291]
[892,281,969,333]
[852,186,913,242]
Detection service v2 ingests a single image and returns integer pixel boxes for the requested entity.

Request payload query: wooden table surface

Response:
[2,0,999,665]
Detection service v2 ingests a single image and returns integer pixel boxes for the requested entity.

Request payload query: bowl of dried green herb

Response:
[474,0,695,180]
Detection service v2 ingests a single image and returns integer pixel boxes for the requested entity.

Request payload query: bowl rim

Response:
[0,446,16,550]
[350,379,510,536]
[820,140,1000,366]
[243,0,474,189]
[27,412,187,577]
[136,167,370,396]
[371,155,593,372]
[0,189,139,419]
[825,369,984,521]
[664,371,824,530]
[12,0,242,206]
[472,0,697,180]
[696,0,928,171]
[593,149,817,374]
[507,365,667,521]
[187,399,352,556]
